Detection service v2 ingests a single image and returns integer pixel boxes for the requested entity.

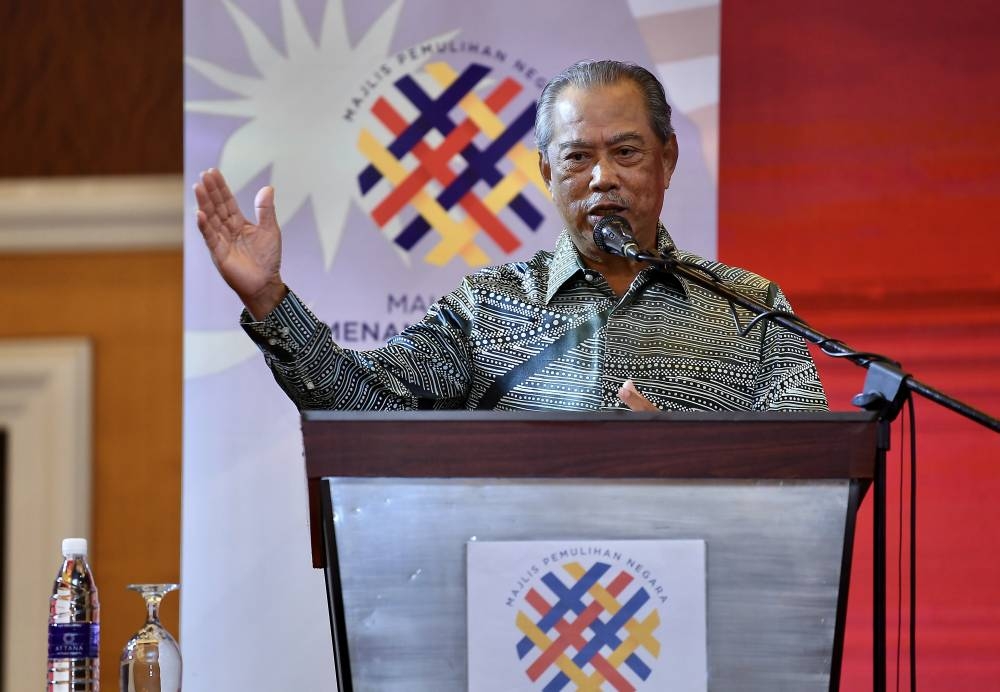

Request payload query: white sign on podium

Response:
[468,539,707,692]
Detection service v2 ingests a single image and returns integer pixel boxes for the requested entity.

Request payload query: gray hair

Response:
[534,60,674,158]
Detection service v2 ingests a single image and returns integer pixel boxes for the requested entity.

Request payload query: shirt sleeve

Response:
[241,288,474,411]
[751,284,829,411]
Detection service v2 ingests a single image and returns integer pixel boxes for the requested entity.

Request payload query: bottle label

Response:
[48,622,100,659]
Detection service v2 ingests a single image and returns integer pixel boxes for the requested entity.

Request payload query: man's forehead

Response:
[550,82,649,133]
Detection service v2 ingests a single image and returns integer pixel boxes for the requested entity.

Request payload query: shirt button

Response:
[267,338,278,346]
[584,272,595,283]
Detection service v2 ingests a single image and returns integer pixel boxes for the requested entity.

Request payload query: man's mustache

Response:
[584,192,631,212]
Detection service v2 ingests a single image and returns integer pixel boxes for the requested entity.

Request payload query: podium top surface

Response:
[301,410,878,480]
[302,409,870,423]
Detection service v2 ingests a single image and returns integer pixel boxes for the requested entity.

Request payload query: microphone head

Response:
[593,214,634,257]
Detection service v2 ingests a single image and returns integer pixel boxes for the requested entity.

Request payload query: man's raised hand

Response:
[193,168,288,319]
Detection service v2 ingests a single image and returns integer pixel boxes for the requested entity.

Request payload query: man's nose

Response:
[589,159,620,192]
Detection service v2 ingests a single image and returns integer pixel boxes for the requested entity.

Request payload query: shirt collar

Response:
[544,231,585,304]
[544,223,687,304]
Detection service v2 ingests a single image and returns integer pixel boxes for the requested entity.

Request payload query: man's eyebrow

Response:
[606,131,644,146]
[557,138,591,151]
[556,132,645,151]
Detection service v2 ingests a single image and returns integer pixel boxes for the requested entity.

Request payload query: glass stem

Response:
[145,594,164,625]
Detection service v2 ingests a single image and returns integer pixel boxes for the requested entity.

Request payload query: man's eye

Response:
[565,152,586,162]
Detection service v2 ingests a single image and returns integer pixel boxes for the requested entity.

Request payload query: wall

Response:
[0,253,182,685]
[1,2,183,688]
[0,3,182,177]
[719,1,1000,686]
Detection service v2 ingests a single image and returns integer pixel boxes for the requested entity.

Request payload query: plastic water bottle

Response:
[48,537,100,691]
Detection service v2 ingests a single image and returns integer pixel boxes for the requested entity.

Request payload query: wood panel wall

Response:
[0,2,182,176]
[2,2,183,688]
[0,252,182,686]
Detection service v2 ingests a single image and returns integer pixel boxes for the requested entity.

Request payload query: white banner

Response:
[183,0,720,688]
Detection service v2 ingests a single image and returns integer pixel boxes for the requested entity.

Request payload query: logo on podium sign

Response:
[515,560,662,690]
[467,540,708,692]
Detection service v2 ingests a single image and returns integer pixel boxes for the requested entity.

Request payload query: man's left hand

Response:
[618,379,658,412]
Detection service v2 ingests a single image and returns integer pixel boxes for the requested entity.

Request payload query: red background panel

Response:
[720,1,1000,688]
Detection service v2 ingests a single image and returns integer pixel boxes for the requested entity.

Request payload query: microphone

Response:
[593,215,643,260]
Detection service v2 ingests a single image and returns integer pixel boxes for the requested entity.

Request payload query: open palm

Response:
[194,169,286,318]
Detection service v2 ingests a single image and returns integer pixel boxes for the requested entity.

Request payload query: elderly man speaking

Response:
[194,59,827,413]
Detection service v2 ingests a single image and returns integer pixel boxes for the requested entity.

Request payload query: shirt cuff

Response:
[240,290,321,362]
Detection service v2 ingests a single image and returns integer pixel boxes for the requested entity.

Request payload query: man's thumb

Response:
[254,186,277,228]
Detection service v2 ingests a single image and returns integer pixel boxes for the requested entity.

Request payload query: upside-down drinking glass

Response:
[119,584,181,692]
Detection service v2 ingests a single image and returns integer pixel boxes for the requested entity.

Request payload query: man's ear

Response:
[663,134,679,189]
[538,150,552,193]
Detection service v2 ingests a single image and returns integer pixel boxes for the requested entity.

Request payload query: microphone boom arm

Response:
[640,248,1000,431]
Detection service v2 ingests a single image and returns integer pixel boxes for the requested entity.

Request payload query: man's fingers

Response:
[213,169,244,221]
[194,207,214,238]
[202,177,228,219]
[193,181,210,213]
[194,207,207,233]
[201,169,237,224]
[194,180,227,238]
[193,184,216,234]
[195,205,228,255]
[254,185,277,230]
[618,379,659,412]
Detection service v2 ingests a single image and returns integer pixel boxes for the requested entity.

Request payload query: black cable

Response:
[909,395,918,692]
[815,338,901,367]
[657,254,724,283]
[738,309,801,337]
[896,411,905,692]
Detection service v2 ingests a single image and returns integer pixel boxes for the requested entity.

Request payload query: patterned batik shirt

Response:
[241,227,828,412]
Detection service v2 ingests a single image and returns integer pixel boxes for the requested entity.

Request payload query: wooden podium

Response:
[302,410,878,691]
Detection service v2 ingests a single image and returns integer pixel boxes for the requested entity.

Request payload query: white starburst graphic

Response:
[185,0,456,268]
[184,0,457,378]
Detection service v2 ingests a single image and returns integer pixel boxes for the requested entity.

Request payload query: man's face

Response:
[539,81,678,264]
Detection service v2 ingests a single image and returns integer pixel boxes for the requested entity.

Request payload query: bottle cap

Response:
[61,538,88,557]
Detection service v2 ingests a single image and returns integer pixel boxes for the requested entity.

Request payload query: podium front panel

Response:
[323,477,855,692]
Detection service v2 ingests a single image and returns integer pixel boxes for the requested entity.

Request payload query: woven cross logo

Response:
[515,561,662,692]
[356,61,548,267]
